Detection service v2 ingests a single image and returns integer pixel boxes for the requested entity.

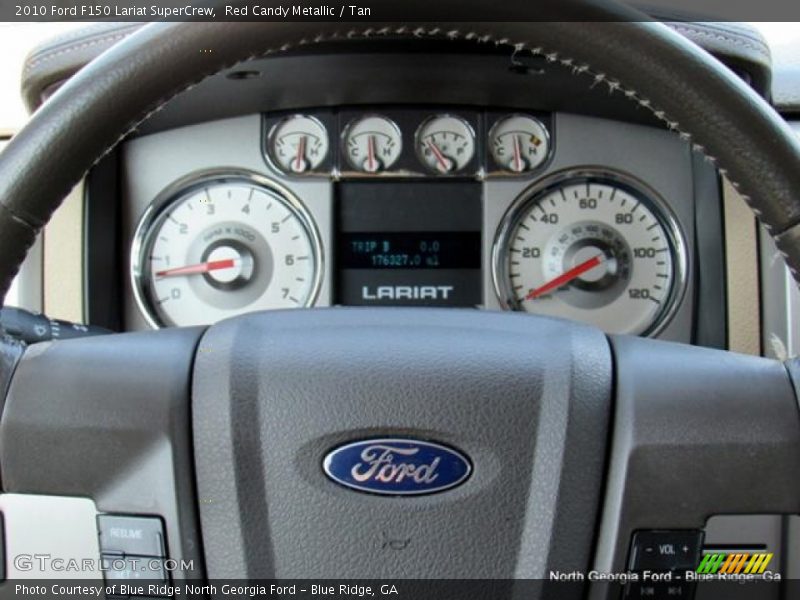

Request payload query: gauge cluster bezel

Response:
[261,107,553,180]
[119,111,709,344]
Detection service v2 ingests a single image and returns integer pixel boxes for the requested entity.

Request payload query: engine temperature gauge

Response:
[416,115,476,174]
[489,115,549,173]
[344,115,402,173]
[268,115,329,174]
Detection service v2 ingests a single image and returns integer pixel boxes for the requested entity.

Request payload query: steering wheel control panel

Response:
[623,516,796,600]
[627,530,704,598]
[123,110,707,341]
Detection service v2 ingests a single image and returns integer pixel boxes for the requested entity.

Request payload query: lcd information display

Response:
[340,232,481,270]
[336,182,482,307]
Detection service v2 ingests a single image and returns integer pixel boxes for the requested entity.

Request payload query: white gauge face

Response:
[489,115,550,173]
[133,177,321,328]
[416,115,476,174]
[344,115,402,173]
[494,175,685,336]
[269,115,329,174]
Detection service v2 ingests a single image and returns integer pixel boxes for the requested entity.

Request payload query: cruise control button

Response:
[98,515,166,557]
[102,554,166,585]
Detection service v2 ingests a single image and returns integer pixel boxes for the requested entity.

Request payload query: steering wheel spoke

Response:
[594,336,800,575]
[0,327,206,580]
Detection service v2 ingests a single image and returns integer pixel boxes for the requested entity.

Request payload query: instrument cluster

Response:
[127,109,692,338]
[264,109,552,178]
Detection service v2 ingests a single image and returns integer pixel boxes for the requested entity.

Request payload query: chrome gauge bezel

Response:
[491,168,689,337]
[130,169,324,329]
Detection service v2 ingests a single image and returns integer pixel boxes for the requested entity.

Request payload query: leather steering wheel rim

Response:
[1,5,800,304]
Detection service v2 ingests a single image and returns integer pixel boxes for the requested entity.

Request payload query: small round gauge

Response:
[343,115,402,173]
[489,115,550,173]
[492,172,686,336]
[132,174,322,328]
[415,115,476,174]
[269,115,329,174]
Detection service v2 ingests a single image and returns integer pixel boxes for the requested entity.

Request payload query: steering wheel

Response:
[1,3,800,594]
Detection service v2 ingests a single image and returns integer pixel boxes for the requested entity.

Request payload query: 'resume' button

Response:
[97,515,166,558]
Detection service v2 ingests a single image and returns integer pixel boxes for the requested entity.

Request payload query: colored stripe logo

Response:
[696,552,773,574]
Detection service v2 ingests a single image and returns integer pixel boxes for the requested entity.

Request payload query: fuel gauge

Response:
[416,115,476,174]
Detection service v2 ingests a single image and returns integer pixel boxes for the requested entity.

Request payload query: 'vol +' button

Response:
[629,530,704,572]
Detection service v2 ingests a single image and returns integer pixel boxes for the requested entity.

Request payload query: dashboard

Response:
[13,25,781,351]
[120,108,713,342]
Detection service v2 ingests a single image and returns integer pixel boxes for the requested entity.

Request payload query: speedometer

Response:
[492,171,686,336]
[131,173,322,328]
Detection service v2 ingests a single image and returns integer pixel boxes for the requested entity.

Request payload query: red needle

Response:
[513,135,522,172]
[427,140,450,172]
[156,259,236,278]
[294,135,306,171]
[367,135,376,171]
[525,254,605,300]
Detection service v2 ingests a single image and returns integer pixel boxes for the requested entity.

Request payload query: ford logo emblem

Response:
[322,438,472,496]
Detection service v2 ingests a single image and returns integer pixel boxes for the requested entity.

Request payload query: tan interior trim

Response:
[723,178,761,355]
[43,181,84,323]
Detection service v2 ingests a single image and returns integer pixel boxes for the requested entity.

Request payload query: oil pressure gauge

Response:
[493,171,686,336]
[268,115,329,174]
[416,115,476,174]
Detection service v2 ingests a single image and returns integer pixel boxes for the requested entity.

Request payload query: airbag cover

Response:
[191,308,611,579]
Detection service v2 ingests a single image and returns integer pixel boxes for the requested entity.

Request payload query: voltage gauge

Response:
[492,171,686,336]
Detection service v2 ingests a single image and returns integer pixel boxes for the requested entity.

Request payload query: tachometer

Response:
[132,173,322,328]
[492,171,686,336]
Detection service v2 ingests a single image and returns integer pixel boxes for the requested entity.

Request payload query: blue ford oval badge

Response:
[323,438,472,495]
